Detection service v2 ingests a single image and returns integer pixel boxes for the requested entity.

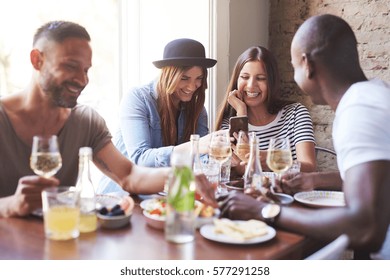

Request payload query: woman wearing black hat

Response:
[98,38,217,193]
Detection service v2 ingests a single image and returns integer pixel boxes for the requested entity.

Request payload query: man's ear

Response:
[302,53,315,79]
[30,49,43,70]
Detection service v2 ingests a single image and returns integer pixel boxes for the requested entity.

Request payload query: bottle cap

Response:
[79,147,93,156]
[190,134,200,141]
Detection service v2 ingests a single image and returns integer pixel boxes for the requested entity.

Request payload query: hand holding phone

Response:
[229,116,248,144]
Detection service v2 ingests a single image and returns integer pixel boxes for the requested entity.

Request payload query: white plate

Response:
[200,222,276,245]
[294,191,345,208]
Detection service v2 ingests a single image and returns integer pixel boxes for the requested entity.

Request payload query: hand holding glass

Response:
[208,130,232,194]
[30,135,62,178]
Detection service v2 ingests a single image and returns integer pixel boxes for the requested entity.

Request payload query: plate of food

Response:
[200,218,276,245]
[294,191,345,208]
[140,198,219,229]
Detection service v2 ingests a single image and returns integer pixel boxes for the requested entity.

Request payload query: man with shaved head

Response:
[218,14,390,259]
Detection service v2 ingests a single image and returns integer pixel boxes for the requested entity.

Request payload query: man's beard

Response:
[48,85,78,108]
[40,73,79,108]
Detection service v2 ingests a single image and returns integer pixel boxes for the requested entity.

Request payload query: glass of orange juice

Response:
[42,186,80,241]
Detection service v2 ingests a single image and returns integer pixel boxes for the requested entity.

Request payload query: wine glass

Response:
[266,137,293,192]
[30,135,62,178]
[208,130,232,194]
[234,130,250,163]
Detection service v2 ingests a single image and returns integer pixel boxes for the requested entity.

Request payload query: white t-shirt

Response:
[333,79,390,259]
[333,79,390,179]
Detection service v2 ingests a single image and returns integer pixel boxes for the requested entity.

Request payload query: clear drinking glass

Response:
[202,159,220,193]
[30,135,62,178]
[42,186,80,240]
[234,130,250,163]
[266,137,293,189]
[288,160,301,175]
[208,130,232,194]
[165,150,196,243]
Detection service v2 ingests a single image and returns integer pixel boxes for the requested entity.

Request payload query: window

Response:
[120,0,215,126]
[0,0,219,132]
[0,0,119,130]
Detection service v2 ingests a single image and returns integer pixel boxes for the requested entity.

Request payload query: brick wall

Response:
[269,0,390,171]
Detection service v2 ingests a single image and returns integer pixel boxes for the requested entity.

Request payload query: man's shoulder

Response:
[72,103,96,113]
[71,104,103,120]
[347,79,390,95]
[340,79,390,110]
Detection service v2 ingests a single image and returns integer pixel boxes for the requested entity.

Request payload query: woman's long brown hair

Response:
[157,66,208,146]
[215,46,290,130]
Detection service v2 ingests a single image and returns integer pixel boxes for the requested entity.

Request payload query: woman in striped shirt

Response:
[215,46,316,175]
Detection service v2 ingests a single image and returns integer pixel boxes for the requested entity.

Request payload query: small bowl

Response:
[224,179,244,192]
[224,179,293,205]
[224,176,274,192]
[98,212,132,229]
[143,210,165,230]
[272,193,294,205]
[97,196,134,229]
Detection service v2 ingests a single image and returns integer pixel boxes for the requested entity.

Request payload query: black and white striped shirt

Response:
[222,103,315,160]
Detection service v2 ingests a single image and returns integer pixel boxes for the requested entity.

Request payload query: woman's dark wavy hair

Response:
[215,46,290,130]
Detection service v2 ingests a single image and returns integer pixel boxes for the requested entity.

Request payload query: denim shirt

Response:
[97,79,209,194]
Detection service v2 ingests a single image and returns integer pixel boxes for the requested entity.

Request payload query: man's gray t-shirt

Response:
[0,102,111,197]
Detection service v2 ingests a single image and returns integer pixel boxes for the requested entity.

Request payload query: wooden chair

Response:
[315,146,337,156]
[305,234,350,260]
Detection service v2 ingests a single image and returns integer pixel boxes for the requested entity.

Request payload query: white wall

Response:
[211,0,269,129]
[119,0,270,131]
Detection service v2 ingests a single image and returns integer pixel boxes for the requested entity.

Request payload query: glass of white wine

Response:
[208,130,232,194]
[30,135,62,178]
[266,137,293,192]
[234,130,250,163]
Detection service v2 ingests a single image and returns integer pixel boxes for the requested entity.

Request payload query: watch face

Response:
[262,204,281,220]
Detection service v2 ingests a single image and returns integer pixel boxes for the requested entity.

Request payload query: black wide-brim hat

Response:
[153,38,217,69]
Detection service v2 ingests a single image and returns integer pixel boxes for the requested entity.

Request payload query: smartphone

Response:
[229,116,248,143]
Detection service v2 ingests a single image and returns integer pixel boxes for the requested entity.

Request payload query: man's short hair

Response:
[33,21,90,46]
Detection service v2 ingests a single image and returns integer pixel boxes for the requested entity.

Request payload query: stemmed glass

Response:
[234,130,250,163]
[208,130,232,194]
[30,135,62,178]
[266,137,292,192]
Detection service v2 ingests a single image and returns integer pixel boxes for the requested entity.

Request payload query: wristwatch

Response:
[261,204,281,224]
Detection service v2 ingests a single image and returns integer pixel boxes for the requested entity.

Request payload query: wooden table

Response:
[0,195,324,260]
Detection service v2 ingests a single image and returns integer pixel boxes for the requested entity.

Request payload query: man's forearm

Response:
[314,171,343,190]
